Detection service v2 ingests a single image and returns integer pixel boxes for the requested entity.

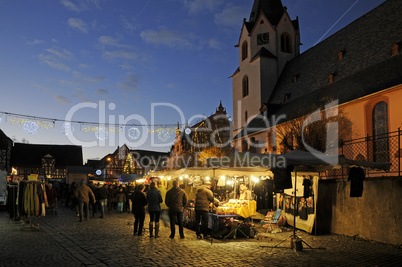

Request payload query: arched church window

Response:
[242,75,249,97]
[281,33,291,53]
[372,101,389,162]
[242,41,248,61]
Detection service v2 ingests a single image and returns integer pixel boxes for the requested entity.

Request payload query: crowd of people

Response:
[45,179,220,240]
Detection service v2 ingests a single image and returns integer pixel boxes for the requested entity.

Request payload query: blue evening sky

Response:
[0,0,386,162]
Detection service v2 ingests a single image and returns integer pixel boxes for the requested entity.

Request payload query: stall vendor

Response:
[239,183,252,200]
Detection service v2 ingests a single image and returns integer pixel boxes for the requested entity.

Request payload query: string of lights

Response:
[0,111,189,141]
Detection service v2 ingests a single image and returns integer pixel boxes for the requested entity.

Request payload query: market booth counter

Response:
[184,199,257,239]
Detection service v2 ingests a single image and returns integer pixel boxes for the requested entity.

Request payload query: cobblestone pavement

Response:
[1,206,401,267]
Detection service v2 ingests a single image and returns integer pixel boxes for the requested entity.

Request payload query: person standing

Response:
[46,183,58,215]
[158,181,169,227]
[165,180,188,239]
[107,184,114,214]
[95,183,109,218]
[116,187,126,213]
[74,179,96,222]
[147,182,163,238]
[195,180,219,239]
[131,184,147,236]
[88,181,98,217]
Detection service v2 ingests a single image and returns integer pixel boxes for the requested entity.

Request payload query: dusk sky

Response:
[0,0,386,162]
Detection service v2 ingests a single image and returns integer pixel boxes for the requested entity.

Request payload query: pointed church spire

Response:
[249,0,284,26]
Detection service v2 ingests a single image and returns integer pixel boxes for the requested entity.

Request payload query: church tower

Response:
[231,0,300,138]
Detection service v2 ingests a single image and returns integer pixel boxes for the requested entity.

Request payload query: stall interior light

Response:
[179,176,183,180]
[226,180,232,185]
[205,176,210,180]
[185,175,188,178]
[252,176,260,183]
[167,177,171,180]
[221,176,225,180]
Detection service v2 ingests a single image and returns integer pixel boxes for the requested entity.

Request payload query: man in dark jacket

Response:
[131,184,147,236]
[95,184,109,218]
[165,180,188,239]
[195,180,219,239]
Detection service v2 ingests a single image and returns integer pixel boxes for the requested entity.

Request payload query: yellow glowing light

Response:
[167,177,171,180]
[184,175,188,178]
[206,176,210,180]
[179,176,183,180]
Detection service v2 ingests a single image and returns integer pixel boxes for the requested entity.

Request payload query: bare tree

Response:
[274,100,353,153]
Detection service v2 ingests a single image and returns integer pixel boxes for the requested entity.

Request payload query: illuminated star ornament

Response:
[23,121,39,134]
[61,122,74,136]
[185,128,191,134]
[95,127,109,140]
[128,127,141,140]
[158,128,171,141]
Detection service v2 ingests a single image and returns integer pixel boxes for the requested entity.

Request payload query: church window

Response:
[281,33,291,53]
[242,75,249,97]
[242,41,248,61]
[372,101,389,162]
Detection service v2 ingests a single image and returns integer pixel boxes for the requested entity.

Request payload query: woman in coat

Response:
[146,182,163,237]
[131,184,147,236]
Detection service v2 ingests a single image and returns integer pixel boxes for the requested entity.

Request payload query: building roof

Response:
[234,54,402,140]
[268,0,402,105]
[249,0,284,26]
[234,0,402,140]
[11,143,83,167]
[0,129,13,149]
[250,47,277,63]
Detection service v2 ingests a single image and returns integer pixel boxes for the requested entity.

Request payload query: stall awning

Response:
[120,174,143,182]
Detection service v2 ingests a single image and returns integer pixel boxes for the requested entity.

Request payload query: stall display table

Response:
[211,214,252,239]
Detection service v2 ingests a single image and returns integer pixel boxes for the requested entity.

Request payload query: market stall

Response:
[145,166,272,238]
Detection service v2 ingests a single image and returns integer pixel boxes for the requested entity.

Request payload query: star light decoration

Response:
[157,128,171,141]
[185,128,191,134]
[61,122,74,136]
[23,121,39,135]
[128,127,141,140]
[95,127,109,140]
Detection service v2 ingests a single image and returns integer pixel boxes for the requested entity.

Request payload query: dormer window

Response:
[281,33,291,53]
[292,74,299,83]
[391,43,399,57]
[328,73,336,84]
[337,50,345,61]
[260,20,264,24]
[284,93,291,102]
[242,41,248,61]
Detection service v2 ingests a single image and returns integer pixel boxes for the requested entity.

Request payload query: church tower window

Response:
[242,75,249,97]
[281,33,291,53]
[242,41,248,61]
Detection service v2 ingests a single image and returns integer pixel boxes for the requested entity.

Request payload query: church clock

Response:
[257,32,269,45]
